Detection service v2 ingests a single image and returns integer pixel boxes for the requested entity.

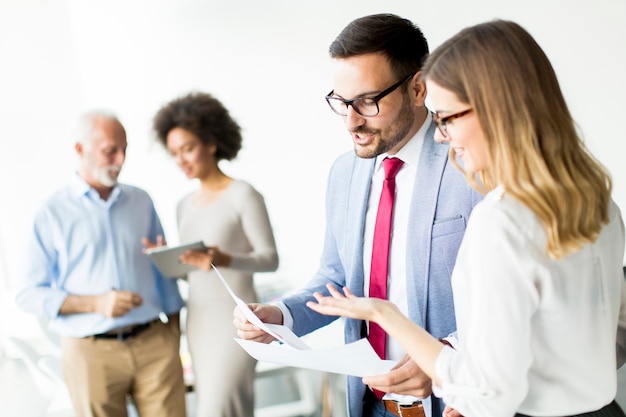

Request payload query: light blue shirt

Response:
[15,174,184,338]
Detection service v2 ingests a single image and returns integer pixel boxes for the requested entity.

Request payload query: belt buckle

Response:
[394,400,423,417]
[114,324,142,341]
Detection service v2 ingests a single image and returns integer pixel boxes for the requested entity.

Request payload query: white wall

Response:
[1,0,625,340]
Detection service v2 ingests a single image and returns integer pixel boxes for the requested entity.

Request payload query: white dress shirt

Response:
[363,119,427,362]
[434,186,626,416]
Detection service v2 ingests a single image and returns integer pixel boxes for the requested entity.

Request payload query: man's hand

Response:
[95,290,143,318]
[59,291,143,317]
[141,235,165,251]
[362,354,432,398]
[233,303,283,344]
[443,406,464,417]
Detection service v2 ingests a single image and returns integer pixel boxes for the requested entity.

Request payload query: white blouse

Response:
[434,186,626,416]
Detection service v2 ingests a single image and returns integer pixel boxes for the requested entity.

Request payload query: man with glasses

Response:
[234,13,480,417]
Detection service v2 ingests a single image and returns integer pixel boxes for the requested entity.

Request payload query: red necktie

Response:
[369,157,403,398]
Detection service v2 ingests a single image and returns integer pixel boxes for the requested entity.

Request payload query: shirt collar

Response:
[69,172,121,203]
[375,114,432,172]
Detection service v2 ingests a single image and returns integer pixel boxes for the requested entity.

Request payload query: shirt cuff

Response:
[272,301,294,330]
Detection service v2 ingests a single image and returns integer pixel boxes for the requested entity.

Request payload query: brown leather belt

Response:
[382,399,425,417]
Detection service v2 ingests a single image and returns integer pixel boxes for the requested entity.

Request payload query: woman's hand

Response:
[308,283,442,388]
[179,246,232,271]
[306,283,398,323]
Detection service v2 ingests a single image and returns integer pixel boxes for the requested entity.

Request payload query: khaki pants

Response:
[61,320,187,417]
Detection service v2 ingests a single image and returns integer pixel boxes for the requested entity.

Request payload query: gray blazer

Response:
[283,123,481,417]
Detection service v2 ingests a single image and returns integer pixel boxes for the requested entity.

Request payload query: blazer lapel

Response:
[345,156,375,297]
[406,123,450,327]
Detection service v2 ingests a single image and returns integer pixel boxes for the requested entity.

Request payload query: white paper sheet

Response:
[212,264,310,350]
[211,263,397,377]
[234,338,396,377]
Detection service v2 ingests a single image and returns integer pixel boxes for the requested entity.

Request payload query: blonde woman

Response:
[308,20,626,417]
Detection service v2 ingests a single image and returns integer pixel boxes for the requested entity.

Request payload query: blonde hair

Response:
[422,19,611,259]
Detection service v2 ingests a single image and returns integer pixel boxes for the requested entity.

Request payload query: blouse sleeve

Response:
[228,185,279,273]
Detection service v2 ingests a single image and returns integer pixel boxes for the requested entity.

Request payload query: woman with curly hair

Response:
[153,91,279,417]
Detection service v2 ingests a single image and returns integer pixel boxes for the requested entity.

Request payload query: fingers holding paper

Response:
[363,354,433,398]
[233,303,284,344]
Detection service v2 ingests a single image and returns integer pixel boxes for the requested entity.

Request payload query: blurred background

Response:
[0,0,625,415]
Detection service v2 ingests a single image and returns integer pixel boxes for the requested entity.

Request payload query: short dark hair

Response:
[152,91,242,161]
[329,13,429,79]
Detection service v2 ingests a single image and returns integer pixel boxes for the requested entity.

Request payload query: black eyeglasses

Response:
[432,108,473,138]
[325,73,415,117]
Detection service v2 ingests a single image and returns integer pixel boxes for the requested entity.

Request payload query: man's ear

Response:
[75,142,83,156]
[410,71,427,106]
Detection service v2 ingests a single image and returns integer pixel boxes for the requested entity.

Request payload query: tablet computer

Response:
[146,240,208,278]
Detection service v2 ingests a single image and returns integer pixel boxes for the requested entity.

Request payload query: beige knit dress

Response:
[177,180,279,417]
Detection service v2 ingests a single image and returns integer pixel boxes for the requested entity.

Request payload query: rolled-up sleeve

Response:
[15,208,68,319]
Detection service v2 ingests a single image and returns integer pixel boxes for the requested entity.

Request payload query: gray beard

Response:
[91,166,120,187]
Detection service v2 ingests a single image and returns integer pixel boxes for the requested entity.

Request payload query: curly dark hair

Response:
[153,91,242,161]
